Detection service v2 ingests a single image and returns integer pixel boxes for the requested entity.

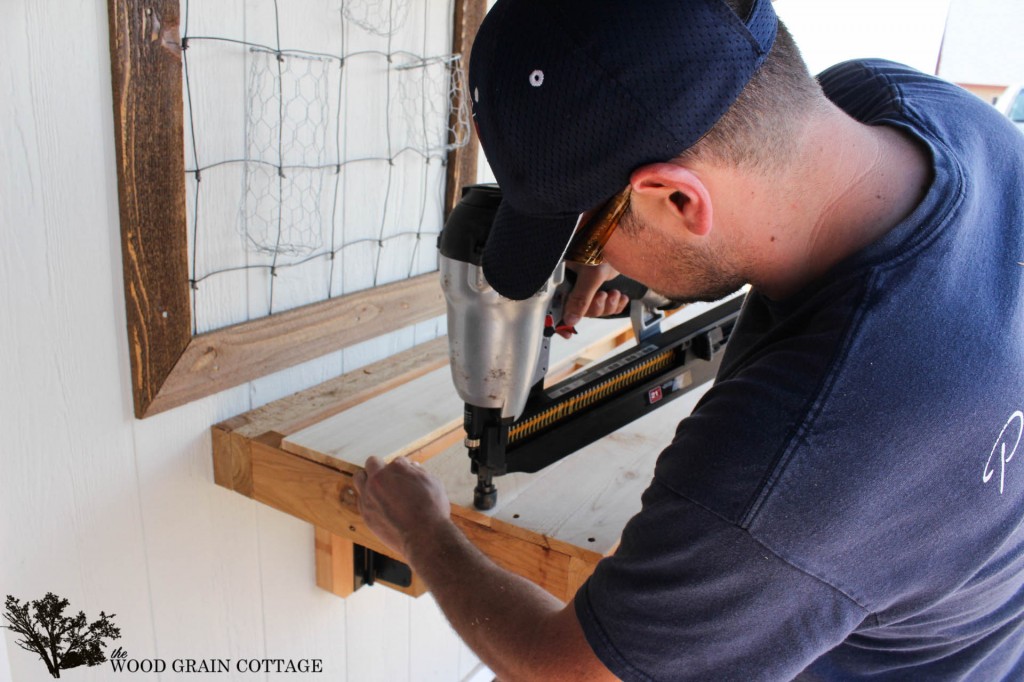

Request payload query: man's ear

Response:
[630,163,712,237]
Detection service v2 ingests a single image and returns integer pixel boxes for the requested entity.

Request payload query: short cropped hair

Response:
[676,0,823,170]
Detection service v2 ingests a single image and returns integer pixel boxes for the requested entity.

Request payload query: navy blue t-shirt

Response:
[575,60,1024,680]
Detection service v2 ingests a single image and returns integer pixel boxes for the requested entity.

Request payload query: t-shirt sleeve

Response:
[574,481,868,682]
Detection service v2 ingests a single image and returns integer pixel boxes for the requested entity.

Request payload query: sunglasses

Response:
[564,185,632,266]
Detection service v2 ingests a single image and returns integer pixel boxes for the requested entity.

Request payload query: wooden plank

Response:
[108,0,192,418]
[423,383,710,563]
[216,336,450,440]
[279,319,656,531]
[281,367,464,473]
[566,556,595,599]
[315,528,356,598]
[285,415,668,564]
[444,0,488,216]
[145,272,445,416]
[212,314,689,601]
[243,441,575,599]
[416,443,535,528]
[280,317,636,471]
[251,440,392,555]
[485,406,690,557]
[452,515,573,601]
[211,426,254,496]
[277,315,653,554]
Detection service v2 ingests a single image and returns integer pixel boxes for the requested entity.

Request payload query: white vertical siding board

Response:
[457,641,485,681]
[254,507,348,682]
[185,0,252,333]
[257,1,334,318]
[409,596,462,681]
[344,586,412,681]
[339,14,391,293]
[340,330,403,374]
[130,393,265,675]
[247,349,345,412]
[0,630,12,682]
[413,315,445,346]
[0,1,160,680]
[2,0,469,680]
[461,662,495,682]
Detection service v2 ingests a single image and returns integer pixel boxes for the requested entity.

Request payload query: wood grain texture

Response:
[444,0,487,215]
[107,0,192,417]
[315,528,356,598]
[278,318,634,467]
[281,367,464,473]
[146,272,446,416]
[216,336,450,440]
[419,418,672,564]
[211,425,254,496]
[251,440,393,555]
[209,293,672,602]
[279,318,638,476]
[244,441,575,599]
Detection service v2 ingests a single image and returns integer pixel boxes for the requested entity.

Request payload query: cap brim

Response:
[481,201,578,301]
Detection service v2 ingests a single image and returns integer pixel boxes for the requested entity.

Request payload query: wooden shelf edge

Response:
[213,433,592,601]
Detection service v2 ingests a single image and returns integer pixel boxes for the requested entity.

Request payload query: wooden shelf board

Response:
[213,312,708,601]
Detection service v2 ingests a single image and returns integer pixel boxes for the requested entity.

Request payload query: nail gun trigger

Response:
[544,314,576,337]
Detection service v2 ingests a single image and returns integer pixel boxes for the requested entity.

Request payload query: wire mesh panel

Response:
[343,0,412,36]
[180,0,466,334]
[241,48,333,257]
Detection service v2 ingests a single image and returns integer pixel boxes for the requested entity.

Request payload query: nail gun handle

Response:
[601,274,650,301]
[564,270,675,317]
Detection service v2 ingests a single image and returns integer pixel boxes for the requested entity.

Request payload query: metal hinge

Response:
[353,544,413,590]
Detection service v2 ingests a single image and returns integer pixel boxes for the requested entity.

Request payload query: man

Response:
[355,0,1024,678]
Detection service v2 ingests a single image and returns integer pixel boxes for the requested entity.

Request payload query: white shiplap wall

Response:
[0,1,484,680]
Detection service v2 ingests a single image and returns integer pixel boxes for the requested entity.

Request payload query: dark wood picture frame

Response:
[107,0,485,418]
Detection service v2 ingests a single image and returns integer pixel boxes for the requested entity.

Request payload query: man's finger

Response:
[594,290,628,317]
[564,266,608,326]
[586,290,609,318]
[353,468,368,494]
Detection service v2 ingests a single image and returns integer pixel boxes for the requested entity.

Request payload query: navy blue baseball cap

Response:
[469,0,778,300]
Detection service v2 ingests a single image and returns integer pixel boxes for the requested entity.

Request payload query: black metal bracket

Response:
[353,544,413,590]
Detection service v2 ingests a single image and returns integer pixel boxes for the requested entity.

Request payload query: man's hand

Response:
[352,457,616,681]
[562,263,629,333]
[353,456,450,559]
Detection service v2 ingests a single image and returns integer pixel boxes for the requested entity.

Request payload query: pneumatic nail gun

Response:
[438,184,741,510]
